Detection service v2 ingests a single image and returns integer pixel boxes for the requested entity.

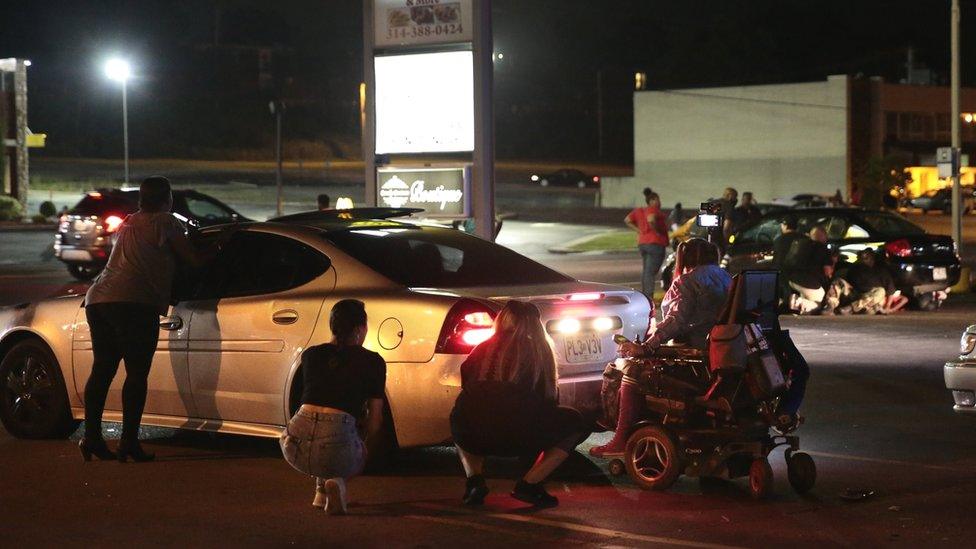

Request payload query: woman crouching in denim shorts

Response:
[280,299,387,515]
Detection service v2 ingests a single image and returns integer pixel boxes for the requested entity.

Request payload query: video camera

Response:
[696,201,725,244]
[696,201,724,228]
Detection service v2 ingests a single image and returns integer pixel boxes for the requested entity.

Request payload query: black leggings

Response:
[84,302,160,442]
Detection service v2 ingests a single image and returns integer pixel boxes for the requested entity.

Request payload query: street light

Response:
[104,58,131,184]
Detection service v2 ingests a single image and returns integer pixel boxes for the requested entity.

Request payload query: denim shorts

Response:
[280,409,365,479]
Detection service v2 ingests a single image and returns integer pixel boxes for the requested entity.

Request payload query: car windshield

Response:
[857,212,925,236]
[325,226,573,287]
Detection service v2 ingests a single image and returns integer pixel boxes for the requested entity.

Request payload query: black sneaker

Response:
[463,475,489,506]
[511,480,559,508]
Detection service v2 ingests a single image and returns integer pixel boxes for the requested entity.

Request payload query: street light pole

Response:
[122,77,129,185]
[951,0,962,255]
[104,58,131,185]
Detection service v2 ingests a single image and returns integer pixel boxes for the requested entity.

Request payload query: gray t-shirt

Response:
[85,212,185,315]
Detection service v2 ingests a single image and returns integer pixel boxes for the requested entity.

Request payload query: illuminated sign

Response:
[374,51,474,154]
[377,166,469,217]
[374,0,473,48]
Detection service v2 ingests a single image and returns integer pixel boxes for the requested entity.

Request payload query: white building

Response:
[601,75,850,209]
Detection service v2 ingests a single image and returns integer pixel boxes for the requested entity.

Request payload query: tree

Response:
[855,155,912,209]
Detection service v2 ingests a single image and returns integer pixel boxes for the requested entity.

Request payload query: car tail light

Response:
[436,299,497,354]
[592,176,600,183]
[885,239,912,258]
[103,215,124,233]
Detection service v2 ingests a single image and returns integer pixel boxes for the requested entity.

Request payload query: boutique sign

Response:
[377,166,470,217]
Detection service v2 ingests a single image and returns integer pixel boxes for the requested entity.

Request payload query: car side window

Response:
[845,224,870,238]
[183,195,236,223]
[195,232,330,300]
[737,217,781,244]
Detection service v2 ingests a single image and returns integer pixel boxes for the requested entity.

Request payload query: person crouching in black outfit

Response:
[450,300,588,508]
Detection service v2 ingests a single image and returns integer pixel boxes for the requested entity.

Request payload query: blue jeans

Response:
[638,243,666,299]
[280,408,365,480]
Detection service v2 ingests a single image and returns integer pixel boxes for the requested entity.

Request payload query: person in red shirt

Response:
[625,189,669,300]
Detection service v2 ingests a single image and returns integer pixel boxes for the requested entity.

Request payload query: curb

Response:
[0,223,57,233]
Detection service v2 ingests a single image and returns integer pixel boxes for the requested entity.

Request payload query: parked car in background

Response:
[945,324,976,414]
[530,169,600,188]
[3,208,651,463]
[54,188,248,280]
[724,208,960,310]
[909,187,976,214]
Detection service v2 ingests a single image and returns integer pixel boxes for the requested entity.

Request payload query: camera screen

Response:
[697,213,720,228]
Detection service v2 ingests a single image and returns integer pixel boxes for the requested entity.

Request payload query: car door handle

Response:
[272,309,299,325]
[160,316,183,331]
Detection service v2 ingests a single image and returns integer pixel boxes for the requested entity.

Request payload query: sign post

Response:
[364,0,494,239]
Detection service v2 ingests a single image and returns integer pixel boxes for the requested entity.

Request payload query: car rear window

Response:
[325,227,573,287]
[69,192,138,216]
[858,212,925,236]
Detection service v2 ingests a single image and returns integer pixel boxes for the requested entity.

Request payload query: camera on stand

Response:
[696,201,725,244]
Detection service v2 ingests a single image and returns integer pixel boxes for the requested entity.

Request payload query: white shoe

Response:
[323,478,347,515]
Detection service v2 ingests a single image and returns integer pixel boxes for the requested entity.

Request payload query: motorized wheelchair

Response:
[600,270,816,499]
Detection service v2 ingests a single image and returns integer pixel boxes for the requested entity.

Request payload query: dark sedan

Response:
[725,208,960,309]
[54,188,248,280]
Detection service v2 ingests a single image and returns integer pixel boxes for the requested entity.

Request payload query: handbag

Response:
[708,324,747,373]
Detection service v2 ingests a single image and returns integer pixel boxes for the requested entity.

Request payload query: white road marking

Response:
[413,503,743,549]
[805,450,971,472]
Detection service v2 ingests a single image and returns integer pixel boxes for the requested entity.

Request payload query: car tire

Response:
[624,425,682,490]
[0,339,78,439]
[913,292,941,311]
[67,264,101,281]
[921,208,929,214]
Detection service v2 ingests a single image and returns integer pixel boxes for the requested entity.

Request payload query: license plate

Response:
[563,333,603,364]
[933,267,947,280]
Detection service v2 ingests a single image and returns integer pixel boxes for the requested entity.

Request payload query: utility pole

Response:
[122,77,129,185]
[270,100,284,217]
[951,0,962,255]
[472,0,495,240]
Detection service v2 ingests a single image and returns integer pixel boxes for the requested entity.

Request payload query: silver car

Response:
[945,324,976,413]
[0,210,651,455]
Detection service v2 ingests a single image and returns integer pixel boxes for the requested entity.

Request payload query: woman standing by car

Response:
[450,301,587,508]
[626,189,669,301]
[280,299,387,515]
[81,176,208,463]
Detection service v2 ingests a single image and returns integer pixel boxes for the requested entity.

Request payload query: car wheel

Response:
[913,292,941,311]
[577,180,586,188]
[748,457,774,500]
[67,264,101,281]
[921,208,928,214]
[0,339,78,439]
[625,425,682,490]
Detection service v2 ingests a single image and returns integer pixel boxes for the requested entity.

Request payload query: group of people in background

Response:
[774,214,907,315]
[625,184,902,316]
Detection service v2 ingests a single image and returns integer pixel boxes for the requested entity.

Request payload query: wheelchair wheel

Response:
[624,426,681,490]
[608,458,626,477]
[749,458,774,500]
[786,451,817,494]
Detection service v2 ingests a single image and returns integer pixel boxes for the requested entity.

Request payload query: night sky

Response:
[2,0,974,162]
